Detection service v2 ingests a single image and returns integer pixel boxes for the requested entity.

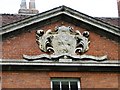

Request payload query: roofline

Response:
[1,5,120,37]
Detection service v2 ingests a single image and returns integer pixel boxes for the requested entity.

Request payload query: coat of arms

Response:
[23,26,107,62]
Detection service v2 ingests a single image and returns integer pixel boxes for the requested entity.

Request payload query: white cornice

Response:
[1,60,119,67]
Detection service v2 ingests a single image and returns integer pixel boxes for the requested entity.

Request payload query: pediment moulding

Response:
[23,26,107,62]
[1,5,119,44]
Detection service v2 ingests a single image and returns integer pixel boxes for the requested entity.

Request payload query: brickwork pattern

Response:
[2,71,119,88]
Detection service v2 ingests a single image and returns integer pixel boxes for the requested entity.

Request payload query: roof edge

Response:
[1,5,120,38]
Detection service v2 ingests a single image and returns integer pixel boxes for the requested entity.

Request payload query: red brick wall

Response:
[2,21,119,60]
[2,71,50,88]
[2,71,119,88]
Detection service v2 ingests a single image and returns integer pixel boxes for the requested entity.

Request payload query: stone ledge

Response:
[1,59,120,72]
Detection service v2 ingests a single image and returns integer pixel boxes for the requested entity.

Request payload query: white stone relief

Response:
[36,26,90,55]
[23,26,107,62]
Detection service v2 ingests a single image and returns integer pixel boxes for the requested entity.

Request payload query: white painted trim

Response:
[1,12,63,35]
[51,78,80,90]
[78,80,80,90]
[51,80,53,90]
[62,12,120,36]
[1,62,119,67]
[60,81,62,90]
[69,81,70,90]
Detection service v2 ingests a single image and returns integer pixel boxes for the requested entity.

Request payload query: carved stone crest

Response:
[23,26,107,61]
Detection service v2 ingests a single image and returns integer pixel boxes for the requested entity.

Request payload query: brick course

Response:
[2,71,119,88]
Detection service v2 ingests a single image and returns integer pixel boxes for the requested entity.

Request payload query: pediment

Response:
[1,6,120,71]
[1,6,120,43]
[2,20,119,60]
[2,6,120,61]
[2,20,120,72]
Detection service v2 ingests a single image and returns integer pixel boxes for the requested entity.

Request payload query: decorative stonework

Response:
[36,26,90,55]
[23,26,107,62]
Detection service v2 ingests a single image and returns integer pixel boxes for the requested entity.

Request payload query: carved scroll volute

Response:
[36,30,44,51]
[75,31,90,55]
[36,29,55,54]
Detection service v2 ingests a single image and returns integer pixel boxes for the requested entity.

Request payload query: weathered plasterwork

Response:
[23,26,107,62]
